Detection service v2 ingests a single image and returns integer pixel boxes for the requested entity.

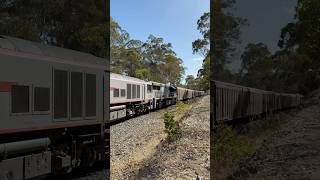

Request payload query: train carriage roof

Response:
[213,80,272,94]
[111,73,147,83]
[0,35,109,71]
[213,80,302,97]
[151,81,166,87]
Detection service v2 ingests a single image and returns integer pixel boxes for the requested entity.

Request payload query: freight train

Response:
[0,35,109,179]
[110,73,206,121]
[0,35,205,179]
[211,80,303,128]
[0,35,304,179]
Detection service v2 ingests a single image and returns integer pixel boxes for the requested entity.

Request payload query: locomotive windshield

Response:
[147,85,152,93]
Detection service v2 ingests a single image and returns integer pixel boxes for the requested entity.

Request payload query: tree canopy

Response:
[0,1,186,85]
[208,0,247,85]
[110,19,185,85]
[0,0,109,58]
[210,0,320,95]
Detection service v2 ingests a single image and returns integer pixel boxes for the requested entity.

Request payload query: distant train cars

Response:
[212,80,303,124]
[176,87,204,101]
[110,73,205,121]
[0,35,109,179]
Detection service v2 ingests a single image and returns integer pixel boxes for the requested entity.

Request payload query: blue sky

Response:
[111,0,210,83]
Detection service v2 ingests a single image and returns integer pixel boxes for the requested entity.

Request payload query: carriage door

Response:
[53,69,69,121]
[143,84,145,100]
[104,71,109,123]
[70,71,84,121]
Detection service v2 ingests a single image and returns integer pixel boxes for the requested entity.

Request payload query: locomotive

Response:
[0,35,109,179]
[0,35,205,179]
[110,73,205,121]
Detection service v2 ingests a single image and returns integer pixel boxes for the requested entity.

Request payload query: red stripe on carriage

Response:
[0,81,15,92]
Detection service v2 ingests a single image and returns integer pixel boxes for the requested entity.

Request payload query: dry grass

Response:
[175,101,192,121]
[162,101,194,143]
[211,115,282,179]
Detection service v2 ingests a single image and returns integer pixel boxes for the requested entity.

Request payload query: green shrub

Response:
[211,118,281,178]
[163,111,181,142]
[176,101,192,116]
[212,122,254,171]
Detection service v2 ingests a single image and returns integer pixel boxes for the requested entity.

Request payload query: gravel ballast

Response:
[110,106,173,179]
[110,96,210,180]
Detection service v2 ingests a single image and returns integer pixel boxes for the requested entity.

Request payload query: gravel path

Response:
[229,103,320,179]
[110,105,175,179]
[134,95,210,180]
[110,96,210,180]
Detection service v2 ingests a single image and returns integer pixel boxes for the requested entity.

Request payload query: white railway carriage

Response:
[151,81,177,108]
[110,73,150,121]
[145,81,155,107]
[110,73,146,104]
[151,81,165,100]
[110,73,205,122]
[110,74,180,121]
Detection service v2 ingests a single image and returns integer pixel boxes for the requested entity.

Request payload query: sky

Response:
[110,0,210,83]
[229,0,298,72]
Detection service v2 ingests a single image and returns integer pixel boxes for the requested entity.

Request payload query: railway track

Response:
[110,96,208,179]
[108,103,176,126]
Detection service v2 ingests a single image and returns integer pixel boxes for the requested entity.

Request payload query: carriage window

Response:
[71,72,83,118]
[86,74,96,117]
[114,88,120,97]
[153,86,160,90]
[54,70,68,119]
[121,89,126,97]
[127,84,131,99]
[11,85,30,113]
[132,84,136,99]
[137,85,140,98]
[34,87,50,112]
[147,85,152,93]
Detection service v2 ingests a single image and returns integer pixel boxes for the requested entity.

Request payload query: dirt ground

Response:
[228,97,320,179]
[134,96,210,180]
[110,96,210,180]
[110,106,169,179]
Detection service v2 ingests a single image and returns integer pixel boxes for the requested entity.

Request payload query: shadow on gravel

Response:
[130,97,207,179]
[133,138,180,179]
[131,110,194,179]
[227,105,320,180]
